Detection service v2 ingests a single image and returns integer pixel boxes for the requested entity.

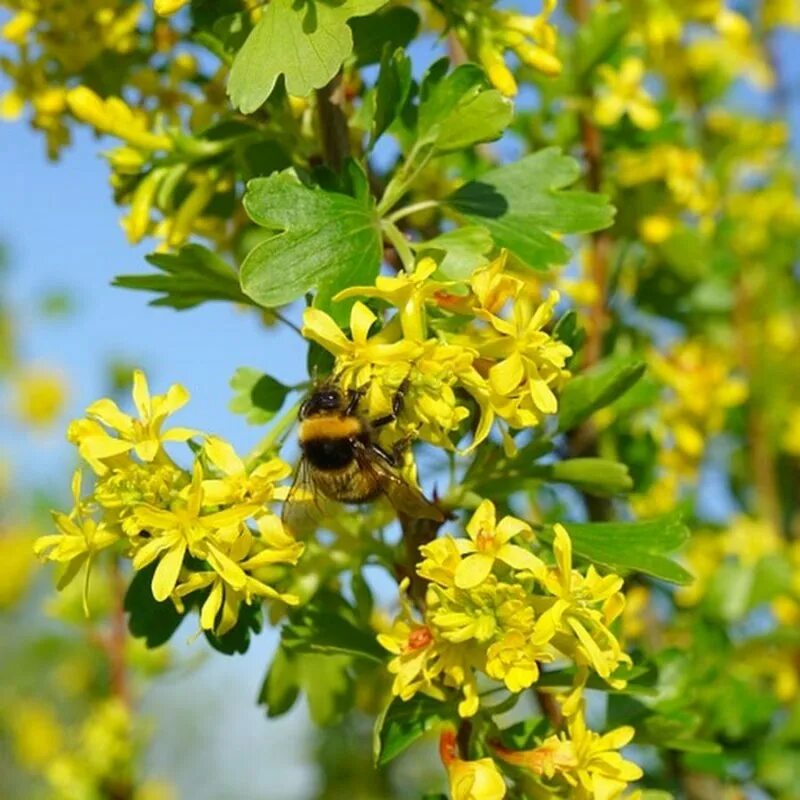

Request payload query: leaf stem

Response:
[386,200,441,224]
[381,220,415,271]
[377,141,435,216]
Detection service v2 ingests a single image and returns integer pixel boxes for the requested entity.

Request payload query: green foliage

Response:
[374,694,457,766]
[228,0,386,112]
[416,62,513,153]
[114,244,255,310]
[557,356,647,431]
[240,166,382,320]
[447,148,615,268]
[229,368,291,425]
[281,590,387,663]
[542,513,693,584]
[371,47,412,145]
[124,564,185,648]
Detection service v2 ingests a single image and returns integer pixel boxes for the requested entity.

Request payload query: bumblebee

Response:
[283,380,444,525]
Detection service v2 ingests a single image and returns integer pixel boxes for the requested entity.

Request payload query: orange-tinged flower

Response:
[440,730,507,800]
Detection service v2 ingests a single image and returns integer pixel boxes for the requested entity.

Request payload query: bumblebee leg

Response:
[345,386,366,416]
[371,377,411,428]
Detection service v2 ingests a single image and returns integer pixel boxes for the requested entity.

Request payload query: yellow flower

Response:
[0,531,37,608]
[541,525,629,681]
[485,627,554,692]
[34,470,120,613]
[8,701,64,771]
[495,707,641,799]
[74,370,197,470]
[378,580,481,717]
[440,729,507,800]
[174,515,302,634]
[155,0,190,15]
[454,499,544,589]
[595,58,661,131]
[67,86,172,151]
[12,366,68,428]
[476,291,572,428]
[335,257,449,341]
[2,10,36,45]
[202,436,290,506]
[132,462,258,601]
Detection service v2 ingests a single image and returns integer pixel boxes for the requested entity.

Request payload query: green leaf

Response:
[114,244,255,311]
[229,368,291,425]
[259,644,301,718]
[497,717,550,749]
[446,148,615,269]
[240,167,382,319]
[537,458,633,496]
[541,513,692,585]
[228,0,387,113]
[371,47,412,144]
[349,6,419,66]
[204,601,263,654]
[259,645,356,725]
[374,694,456,766]
[124,563,185,648]
[557,357,646,432]
[414,226,493,279]
[282,589,386,663]
[417,61,513,152]
[536,661,658,696]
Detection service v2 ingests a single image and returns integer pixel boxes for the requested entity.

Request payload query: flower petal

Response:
[132,370,151,419]
[455,552,494,589]
[151,539,187,601]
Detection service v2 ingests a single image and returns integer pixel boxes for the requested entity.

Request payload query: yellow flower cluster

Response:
[0,0,144,157]
[34,371,303,634]
[632,340,745,516]
[493,706,642,800]
[594,58,660,131]
[303,255,572,453]
[379,501,630,719]
[426,0,561,97]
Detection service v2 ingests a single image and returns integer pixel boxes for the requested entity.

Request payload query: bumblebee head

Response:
[300,386,344,418]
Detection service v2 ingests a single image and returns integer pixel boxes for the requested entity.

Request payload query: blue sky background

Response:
[1,12,799,800]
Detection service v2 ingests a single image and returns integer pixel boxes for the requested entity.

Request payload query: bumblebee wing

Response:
[353,441,444,522]
[282,457,325,536]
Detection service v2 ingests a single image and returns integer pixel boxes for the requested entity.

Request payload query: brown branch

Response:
[535,688,563,730]
[316,74,350,172]
[108,557,132,709]
[573,0,611,370]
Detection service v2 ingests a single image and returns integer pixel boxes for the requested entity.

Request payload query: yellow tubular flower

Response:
[454,499,544,589]
[67,87,172,151]
[154,0,190,15]
[440,730,507,800]
[74,370,197,470]
[2,11,36,44]
[594,58,661,131]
